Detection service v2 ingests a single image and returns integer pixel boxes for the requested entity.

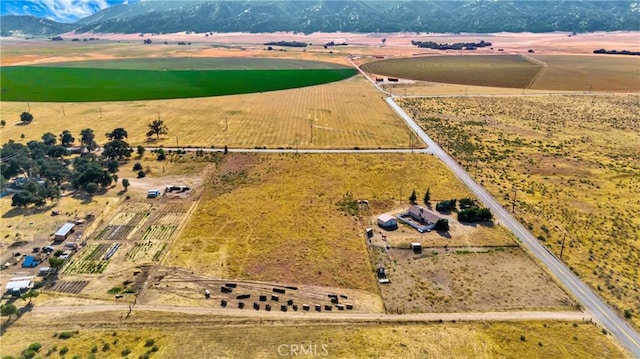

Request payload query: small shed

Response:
[22,255,38,268]
[411,242,422,254]
[39,267,51,276]
[147,189,161,198]
[377,214,398,230]
[54,222,75,241]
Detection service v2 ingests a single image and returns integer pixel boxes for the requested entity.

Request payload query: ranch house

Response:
[377,214,398,230]
[408,205,441,225]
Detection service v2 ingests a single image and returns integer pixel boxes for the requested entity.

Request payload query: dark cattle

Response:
[331,297,339,304]
[324,305,332,311]
[285,286,298,290]
[340,294,348,299]
[273,288,286,294]
[346,304,353,310]
[281,305,288,312]
[224,283,237,288]
[271,295,279,301]
[303,304,310,311]
[265,304,272,311]
[221,286,232,293]
[236,294,250,300]
[221,299,227,307]
[292,304,298,311]
[259,295,267,302]
[287,299,294,306]
[315,304,322,312]
[253,303,260,310]
[238,302,245,309]
[336,304,345,311]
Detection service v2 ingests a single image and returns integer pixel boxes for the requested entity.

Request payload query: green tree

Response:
[0,141,32,179]
[423,187,431,204]
[105,127,128,141]
[11,191,36,208]
[0,119,5,127]
[48,257,65,271]
[136,145,145,157]
[434,218,449,231]
[102,139,132,160]
[80,128,98,151]
[132,162,143,171]
[122,178,130,191]
[41,132,57,146]
[20,111,33,124]
[59,130,75,147]
[21,289,39,304]
[85,182,99,194]
[156,148,166,161]
[147,119,169,139]
[106,159,119,173]
[409,189,417,204]
[0,303,17,319]
[71,154,113,189]
[137,170,146,178]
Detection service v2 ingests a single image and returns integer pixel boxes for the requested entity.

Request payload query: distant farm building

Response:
[54,222,75,241]
[377,214,398,230]
[408,205,441,226]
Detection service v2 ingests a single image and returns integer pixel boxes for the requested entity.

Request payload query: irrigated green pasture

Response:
[0,64,357,102]
[37,57,349,70]
[361,55,542,89]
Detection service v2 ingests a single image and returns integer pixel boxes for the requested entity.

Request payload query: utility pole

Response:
[176,137,179,149]
[559,232,567,260]
[157,112,161,121]
[61,105,65,116]
[99,106,103,118]
[27,103,31,112]
[475,159,479,178]
[224,116,228,131]
[511,186,517,214]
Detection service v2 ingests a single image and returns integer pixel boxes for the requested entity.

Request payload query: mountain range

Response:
[1,1,639,37]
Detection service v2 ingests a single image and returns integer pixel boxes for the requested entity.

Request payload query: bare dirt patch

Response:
[373,247,575,314]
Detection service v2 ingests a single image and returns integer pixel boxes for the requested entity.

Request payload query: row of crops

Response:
[63,243,120,274]
[126,242,167,262]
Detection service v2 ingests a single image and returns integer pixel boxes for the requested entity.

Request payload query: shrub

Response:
[21,349,36,359]
[91,345,98,353]
[150,345,159,352]
[27,343,42,352]
[137,170,146,178]
[520,335,526,342]
[108,287,123,294]
[85,182,99,194]
[59,347,69,355]
[624,309,632,319]
[58,331,74,339]
[121,347,131,356]
[133,162,143,171]
[102,343,111,351]
[144,339,155,347]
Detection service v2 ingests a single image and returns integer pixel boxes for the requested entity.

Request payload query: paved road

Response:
[30,304,588,323]
[386,97,640,357]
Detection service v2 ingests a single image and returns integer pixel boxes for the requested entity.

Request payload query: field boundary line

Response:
[519,54,547,90]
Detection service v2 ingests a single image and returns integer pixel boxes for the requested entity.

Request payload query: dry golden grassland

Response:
[398,95,640,328]
[169,153,490,293]
[0,315,628,359]
[0,75,412,149]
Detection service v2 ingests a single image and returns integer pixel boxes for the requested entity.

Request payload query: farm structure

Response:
[54,222,75,241]
[22,256,39,268]
[377,214,398,230]
[408,205,441,226]
[5,277,34,296]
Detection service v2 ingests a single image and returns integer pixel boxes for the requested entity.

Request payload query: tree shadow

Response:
[2,204,55,219]
[436,230,452,239]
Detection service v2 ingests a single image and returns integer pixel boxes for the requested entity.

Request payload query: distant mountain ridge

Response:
[2,1,639,37]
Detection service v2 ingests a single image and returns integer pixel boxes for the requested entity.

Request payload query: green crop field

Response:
[360,55,543,89]
[36,57,350,70]
[0,61,357,102]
